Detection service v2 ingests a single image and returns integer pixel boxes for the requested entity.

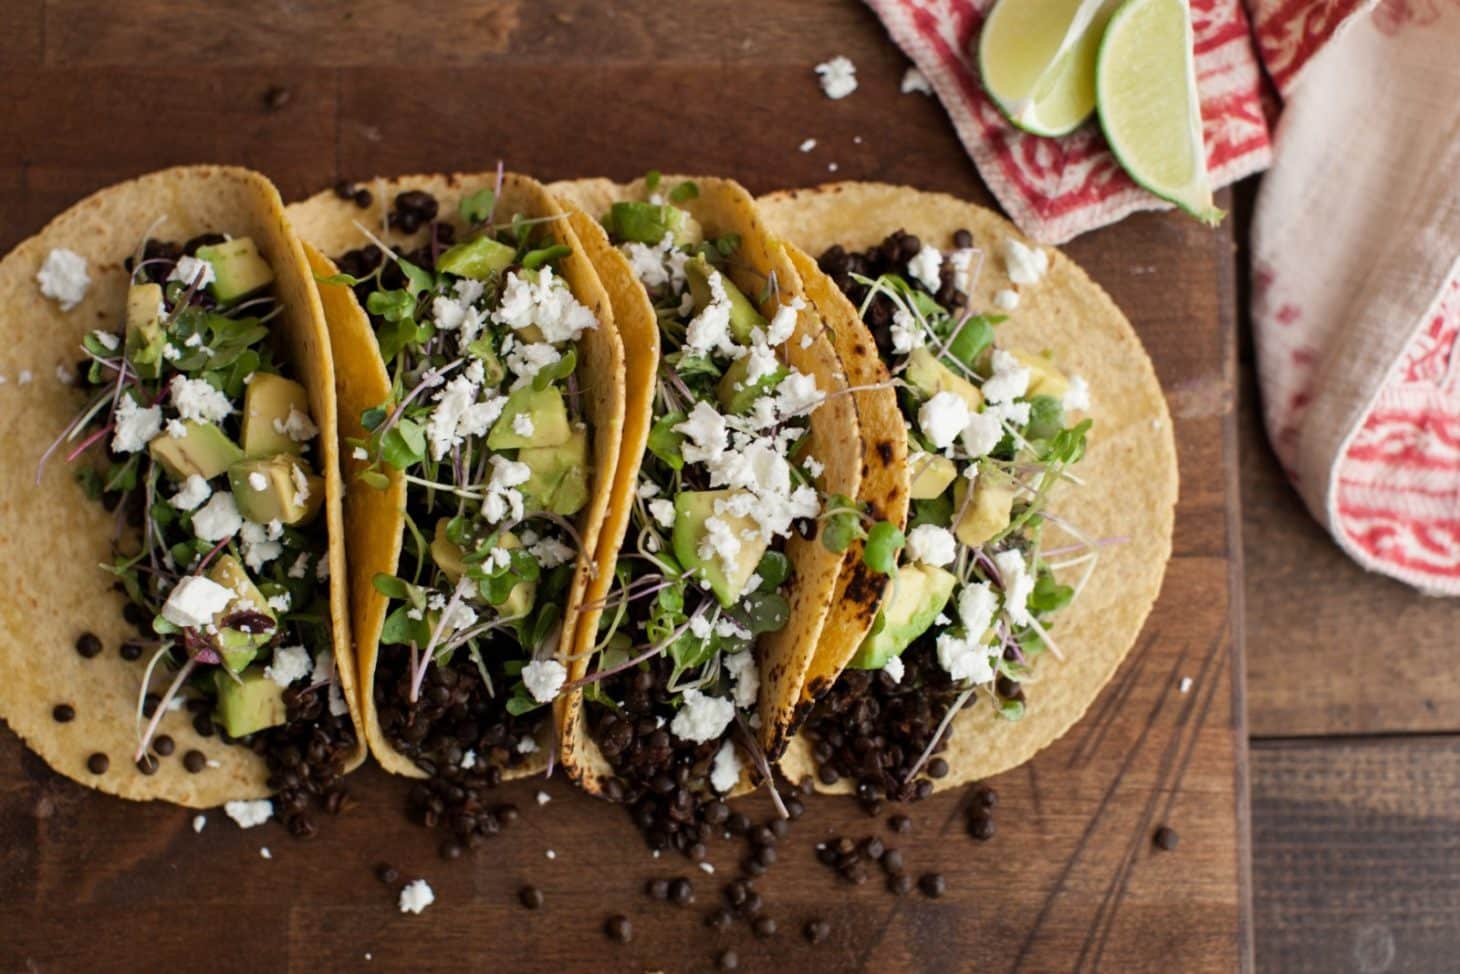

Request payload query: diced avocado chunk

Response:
[465,336,507,386]
[953,466,1015,547]
[196,237,274,305]
[206,554,277,673]
[432,521,536,617]
[716,354,787,415]
[228,455,324,526]
[519,427,590,515]
[685,255,766,345]
[149,422,244,481]
[909,452,958,500]
[672,489,768,608]
[213,668,287,738]
[242,372,311,458]
[905,347,984,413]
[606,201,703,246]
[1011,349,1070,399]
[125,282,167,379]
[487,385,570,450]
[438,235,516,280]
[848,564,957,670]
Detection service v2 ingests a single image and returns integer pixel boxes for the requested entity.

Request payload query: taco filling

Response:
[803,229,1095,802]
[331,188,598,782]
[570,180,855,849]
[42,231,355,831]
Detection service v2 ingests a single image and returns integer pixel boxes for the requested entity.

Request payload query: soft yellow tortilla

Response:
[759,183,1178,791]
[548,177,866,782]
[0,165,363,807]
[288,174,627,780]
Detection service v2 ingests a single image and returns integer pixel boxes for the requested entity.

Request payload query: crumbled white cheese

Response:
[266,592,291,613]
[328,680,349,716]
[889,308,927,354]
[907,245,943,293]
[883,655,905,683]
[192,491,243,542]
[620,233,687,292]
[169,255,216,289]
[352,446,369,461]
[398,879,436,915]
[273,406,319,444]
[56,364,75,385]
[774,370,821,417]
[684,270,737,358]
[111,396,163,454]
[287,552,311,579]
[936,631,995,685]
[289,464,310,508]
[674,400,729,465]
[492,267,597,344]
[171,474,212,512]
[901,67,933,95]
[983,349,1031,404]
[1180,676,1194,694]
[1002,237,1048,286]
[669,689,735,744]
[815,56,858,100]
[240,518,284,572]
[799,138,817,152]
[958,581,998,640]
[527,535,574,570]
[247,471,268,492]
[161,574,236,629]
[961,409,1004,458]
[92,330,120,352]
[17,369,32,385]
[481,454,529,524]
[505,341,561,389]
[803,454,824,479]
[259,847,272,860]
[522,659,566,704]
[994,289,1020,311]
[432,290,486,347]
[709,740,742,794]
[1064,375,1090,413]
[648,498,677,529]
[170,375,233,425]
[459,749,478,770]
[512,412,535,437]
[905,524,957,568]
[264,645,312,687]
[537,791,552,807]
[764,296,803,347]
[192,814,207,833]
[724,648,759,709]
[224,798,273,829]
[426,365,504,461]
[37,248,90,311]
[918,391,971,450]
[994,548,1034,625]
[517,735,539,755]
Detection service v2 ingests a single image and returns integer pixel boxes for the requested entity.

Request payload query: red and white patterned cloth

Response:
[868,0,1460,592]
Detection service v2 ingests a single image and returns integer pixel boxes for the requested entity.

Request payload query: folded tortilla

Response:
[759,182,1178,791]
[548,176,867,792]
[0,165,363,806]
[287,173,627,780]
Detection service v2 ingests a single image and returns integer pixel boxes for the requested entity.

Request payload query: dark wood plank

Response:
[1,0,43,65]
[0,4,1246,970]
[42,0,892,67]
[1240,366,1460,738]
[1252,736,1460,974]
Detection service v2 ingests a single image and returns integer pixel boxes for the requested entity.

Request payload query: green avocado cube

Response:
[213,668,288,738]
[716,354,787,415]
[672,489,768,608]
[684,255,766,345]
[228,455,324,526]
[125,282,167,379]
[149,422,245,482]
[437,235,517,280]
[519,427,590,515]
[242,373,311,458]
[488,385,570,450]
[606,201,703,246]
[848,564,957,670]
[196,237,274,305]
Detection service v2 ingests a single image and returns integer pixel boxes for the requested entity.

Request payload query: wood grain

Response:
[1240,366,1460,738]
[0,3,1247,971]
[1252,737,1460,973]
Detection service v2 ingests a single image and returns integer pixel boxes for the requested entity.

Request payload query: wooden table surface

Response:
[0,4,1250,971]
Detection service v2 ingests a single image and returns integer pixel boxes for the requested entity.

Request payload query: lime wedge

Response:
[1095,0,1224,224]
[978,0,1121,138]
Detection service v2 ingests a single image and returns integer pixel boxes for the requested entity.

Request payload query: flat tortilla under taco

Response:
[0,166,364,819]
[547,174,868,843]
[287,174,626,789]
[758,183,1177,797]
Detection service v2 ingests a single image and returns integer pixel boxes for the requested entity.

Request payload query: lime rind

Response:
[1095,0,1224,224]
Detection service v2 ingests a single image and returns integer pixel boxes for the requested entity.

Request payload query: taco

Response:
[285,174,626,811]
[0,165,363,825]
[547,174,867,846]
[757,183,1177,798]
